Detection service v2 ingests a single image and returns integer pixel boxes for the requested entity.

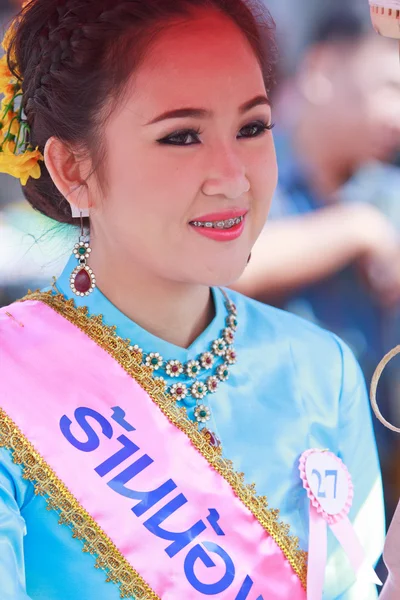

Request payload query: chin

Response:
[196,258,250,288]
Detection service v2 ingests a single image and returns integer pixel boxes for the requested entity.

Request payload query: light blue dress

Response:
[0,254,385,599]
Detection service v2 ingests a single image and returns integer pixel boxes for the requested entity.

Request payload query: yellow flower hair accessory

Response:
[0,15,44,186]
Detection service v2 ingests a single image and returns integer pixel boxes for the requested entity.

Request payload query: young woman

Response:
[0,1,384,598]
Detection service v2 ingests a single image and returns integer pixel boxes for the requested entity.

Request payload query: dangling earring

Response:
[70,204,96,297]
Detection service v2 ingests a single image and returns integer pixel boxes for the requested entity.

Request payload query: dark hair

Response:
[311,10,370,45]
[6,0,276,225]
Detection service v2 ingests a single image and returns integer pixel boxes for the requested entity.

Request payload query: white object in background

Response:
[379,501,400,599]
[369,1,400,39]
[370,347,400,598]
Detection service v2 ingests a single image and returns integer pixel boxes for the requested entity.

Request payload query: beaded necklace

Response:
[53,280,237,449]
[126,289,237,446]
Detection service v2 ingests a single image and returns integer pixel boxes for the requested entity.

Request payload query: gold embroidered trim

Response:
[16,289,308,589]
[0,409,159,599]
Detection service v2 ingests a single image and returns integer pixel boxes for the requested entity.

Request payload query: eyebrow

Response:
[145,95,271,125]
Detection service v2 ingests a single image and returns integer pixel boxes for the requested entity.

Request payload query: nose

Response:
[201,143,250,200]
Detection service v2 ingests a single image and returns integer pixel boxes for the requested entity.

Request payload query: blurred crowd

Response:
[235,4,400,527]
[1,0,400,528]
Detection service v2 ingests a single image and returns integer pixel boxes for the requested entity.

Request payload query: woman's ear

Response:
[44,136,91,215]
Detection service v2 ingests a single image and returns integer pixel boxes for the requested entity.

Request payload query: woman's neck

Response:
[88,248,215,349]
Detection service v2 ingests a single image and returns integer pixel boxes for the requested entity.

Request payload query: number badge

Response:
[300,449,352,522]
[299,449,381,600]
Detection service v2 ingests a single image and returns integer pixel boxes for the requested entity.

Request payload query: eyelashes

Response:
[157,121,275,146]
[238,121,275,139]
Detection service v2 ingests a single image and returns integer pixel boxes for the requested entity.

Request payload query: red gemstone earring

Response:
[70,205,96,297]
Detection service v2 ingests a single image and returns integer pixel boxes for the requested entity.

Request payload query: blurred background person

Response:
[234,9,400,525]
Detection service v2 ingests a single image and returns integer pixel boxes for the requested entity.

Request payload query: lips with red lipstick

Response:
[189,210,248,242]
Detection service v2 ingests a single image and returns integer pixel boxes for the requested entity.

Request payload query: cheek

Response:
[103,144,199,237]
[106,144,163,210]
[249,141,278,216]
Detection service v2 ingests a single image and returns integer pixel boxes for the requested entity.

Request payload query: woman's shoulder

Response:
[0,295,51,382]
[0,291,41,314]
[226,288,361,383]
[0,290,52,327]
[0,298,49,503]
[0,446,34,508]
[228,288,338,343]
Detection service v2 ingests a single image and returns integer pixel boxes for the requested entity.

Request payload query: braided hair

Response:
[6,0,276,225]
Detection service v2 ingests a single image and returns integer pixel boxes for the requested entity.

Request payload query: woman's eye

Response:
[158,129,202,146]
[238,121,274,138]
[157,121,274,146]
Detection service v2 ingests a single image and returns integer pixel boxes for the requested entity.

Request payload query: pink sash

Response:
[0,294,307,599]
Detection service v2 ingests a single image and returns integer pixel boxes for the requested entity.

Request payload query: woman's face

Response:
[90,9,277,287]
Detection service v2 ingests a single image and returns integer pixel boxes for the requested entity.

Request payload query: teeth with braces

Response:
[191,216,244,229]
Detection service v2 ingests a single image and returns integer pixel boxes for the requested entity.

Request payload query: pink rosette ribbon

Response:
[299,449,382,600]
